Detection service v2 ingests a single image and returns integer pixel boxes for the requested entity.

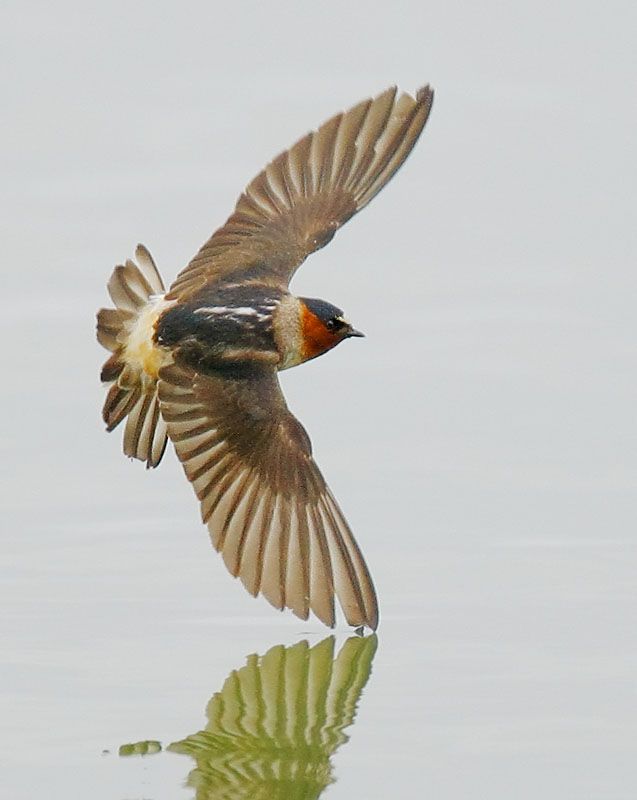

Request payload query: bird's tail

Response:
[96,244,172,468]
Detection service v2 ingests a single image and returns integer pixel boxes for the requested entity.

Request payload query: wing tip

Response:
[416,84,435,117]
[416,83,434,102]
[345,604,379,632]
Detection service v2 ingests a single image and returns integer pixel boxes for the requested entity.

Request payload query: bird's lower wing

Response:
[157,362,378,630]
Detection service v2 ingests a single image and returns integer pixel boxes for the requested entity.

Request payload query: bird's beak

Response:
[347,328,365,338]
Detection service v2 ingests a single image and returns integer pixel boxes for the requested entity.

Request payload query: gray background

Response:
[2,1,635,798]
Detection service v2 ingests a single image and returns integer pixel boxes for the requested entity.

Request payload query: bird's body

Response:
[97,85,434,630]
[157,285,294,370]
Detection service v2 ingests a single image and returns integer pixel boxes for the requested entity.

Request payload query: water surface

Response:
[2,1,636,797]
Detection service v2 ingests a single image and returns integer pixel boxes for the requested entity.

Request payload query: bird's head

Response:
[298,297,364,362]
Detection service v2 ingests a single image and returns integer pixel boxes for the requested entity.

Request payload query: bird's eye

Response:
[326,317,342,332]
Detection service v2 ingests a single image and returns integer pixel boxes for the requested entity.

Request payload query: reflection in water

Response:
[120,635,377,799]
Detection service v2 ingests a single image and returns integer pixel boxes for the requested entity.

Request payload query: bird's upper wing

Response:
[157,362,378,629]
[166,85,433,300]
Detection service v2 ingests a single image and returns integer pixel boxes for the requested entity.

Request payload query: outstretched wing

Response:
[158,362,378,630]
[167,85,433,300]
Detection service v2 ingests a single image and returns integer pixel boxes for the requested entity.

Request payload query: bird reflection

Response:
[120,634,377,799]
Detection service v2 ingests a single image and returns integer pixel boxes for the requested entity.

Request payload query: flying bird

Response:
[97,84,434,631]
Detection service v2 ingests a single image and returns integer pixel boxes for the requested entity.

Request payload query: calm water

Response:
[3,1,636,797]
[3,507,635,798]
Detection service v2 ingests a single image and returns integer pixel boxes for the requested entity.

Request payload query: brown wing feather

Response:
[157,362,378,629]
[167,85,433,300]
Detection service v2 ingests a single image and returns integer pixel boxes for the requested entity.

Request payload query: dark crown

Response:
[299,297,344,324]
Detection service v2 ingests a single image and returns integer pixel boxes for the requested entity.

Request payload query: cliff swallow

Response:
[97,85,434,630]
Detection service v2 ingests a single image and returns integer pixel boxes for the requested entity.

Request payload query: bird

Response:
[96,84,434,631]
